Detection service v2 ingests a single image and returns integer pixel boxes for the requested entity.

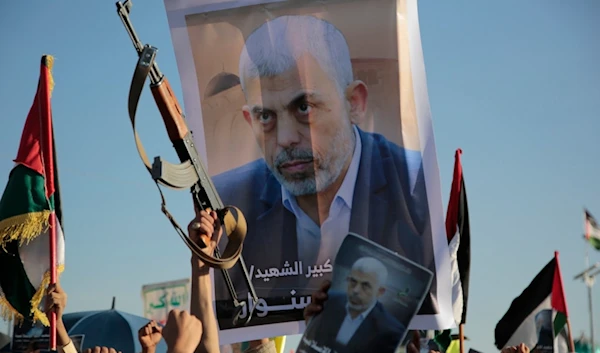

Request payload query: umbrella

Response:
[61,309,168,353]
[1,310,168,353]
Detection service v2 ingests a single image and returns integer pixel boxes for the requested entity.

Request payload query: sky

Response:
[0,1,599,353]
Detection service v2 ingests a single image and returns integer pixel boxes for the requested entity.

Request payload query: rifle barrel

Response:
[116,0,163,84]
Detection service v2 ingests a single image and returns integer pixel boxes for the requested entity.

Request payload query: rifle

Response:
[116,0,258,326]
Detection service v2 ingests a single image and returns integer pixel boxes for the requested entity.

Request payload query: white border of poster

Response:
[163,0,454,343]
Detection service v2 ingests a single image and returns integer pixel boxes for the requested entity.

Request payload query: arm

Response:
[188,209,223,353]
[45,282,74,353]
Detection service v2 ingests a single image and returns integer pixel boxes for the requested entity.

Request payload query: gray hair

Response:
[351,257,388,288]
[238,15,354,95]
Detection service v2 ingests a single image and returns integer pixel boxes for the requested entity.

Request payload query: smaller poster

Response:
[142,278,191,325]
[533,310,554,353]
[296,233,433,353]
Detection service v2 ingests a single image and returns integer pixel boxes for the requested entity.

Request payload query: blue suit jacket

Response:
[212,128,437,316]
[298,290,406,353]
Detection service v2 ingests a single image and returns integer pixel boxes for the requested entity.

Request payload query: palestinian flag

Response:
[494,252,571,353]
[584,209,600,250]
[445,148,471,326]
[0,55,65,326]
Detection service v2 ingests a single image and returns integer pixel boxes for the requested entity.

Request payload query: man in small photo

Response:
[299,257,405,353]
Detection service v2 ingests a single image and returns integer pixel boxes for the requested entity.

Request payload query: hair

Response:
[238,15,354,96]
[351,257,388,288]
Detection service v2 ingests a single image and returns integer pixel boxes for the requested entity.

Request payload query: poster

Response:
[297,233,433,353]
[163,0,454,343]
[142,278,191,325]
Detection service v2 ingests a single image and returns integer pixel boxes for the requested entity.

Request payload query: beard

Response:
[267,125,355,196]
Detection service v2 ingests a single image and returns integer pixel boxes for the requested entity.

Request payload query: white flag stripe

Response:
[19,213,65,289]
[448,233,463,326]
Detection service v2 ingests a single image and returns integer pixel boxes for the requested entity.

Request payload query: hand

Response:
[45,282,67,320]
[83,347,122,353]
[162,310,203,353]
[501,344,530,353]
[406,330,420,353]
[138,321,163,351]
[188,206,223,273]
[304,280,331,323]
[45,281,71,347]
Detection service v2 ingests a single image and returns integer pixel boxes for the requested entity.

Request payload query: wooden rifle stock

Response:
[151,78,189,142]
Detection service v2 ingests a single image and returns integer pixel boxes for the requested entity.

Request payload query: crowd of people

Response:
[27,208,532,353]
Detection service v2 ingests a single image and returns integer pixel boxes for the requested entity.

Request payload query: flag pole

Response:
[42,54,57,351]
[584,212,595,353]
[566,318,575,352]
[459,324,465,353]
[49,213,57,350]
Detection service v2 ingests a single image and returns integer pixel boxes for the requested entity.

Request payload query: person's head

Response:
[239,15,369,196]
[345,257,388,313]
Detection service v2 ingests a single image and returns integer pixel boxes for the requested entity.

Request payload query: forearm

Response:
[57,319,77,353]
[191,267,220,353]
[56,319,70,347]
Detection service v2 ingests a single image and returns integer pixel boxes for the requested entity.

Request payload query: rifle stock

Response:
[151,78,189,142]
[116,0,258,326]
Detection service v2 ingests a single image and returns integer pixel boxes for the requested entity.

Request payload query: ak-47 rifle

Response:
[116,0,258,326]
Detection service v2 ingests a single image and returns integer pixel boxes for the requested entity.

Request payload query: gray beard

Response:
[269,126,355,196]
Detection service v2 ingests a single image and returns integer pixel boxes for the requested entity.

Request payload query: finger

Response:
[407,342,419,353]
[47,283,56,294]
[92,346,101,353]
[101,347,109,353]
[410,330,421,351]
[321,280,332,292]
[200,215,215,230]
[198,225,215,241]
[210,211,218,221]
[152,325,162,334]
[109,348,117,353]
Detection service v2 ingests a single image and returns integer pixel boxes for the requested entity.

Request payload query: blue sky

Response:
[0,1,599,352]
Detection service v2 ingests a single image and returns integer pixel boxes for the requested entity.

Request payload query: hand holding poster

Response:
[297,233,433,353]
[162,0,453,343]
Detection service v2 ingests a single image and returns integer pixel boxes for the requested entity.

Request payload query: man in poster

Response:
[212,14,435,323]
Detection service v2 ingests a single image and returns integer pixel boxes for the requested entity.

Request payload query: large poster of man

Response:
[163,0,453,343]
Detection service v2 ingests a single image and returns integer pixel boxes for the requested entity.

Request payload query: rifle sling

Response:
[126,48,247,270]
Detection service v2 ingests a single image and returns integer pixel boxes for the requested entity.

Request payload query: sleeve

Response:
[59,340,78,353]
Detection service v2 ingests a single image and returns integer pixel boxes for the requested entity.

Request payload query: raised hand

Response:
[161,309,203,353]
[138,320,163,353]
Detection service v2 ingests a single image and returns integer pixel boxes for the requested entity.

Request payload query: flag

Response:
[445,148,471,326]
[0,55,65,326]
[494,252,570,352]
[584,209,600,250]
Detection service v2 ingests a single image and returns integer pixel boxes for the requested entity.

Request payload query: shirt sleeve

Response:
[59,340,78,353]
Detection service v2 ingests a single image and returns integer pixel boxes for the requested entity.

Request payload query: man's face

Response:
[242,54,365,196]
[346,269,383,313]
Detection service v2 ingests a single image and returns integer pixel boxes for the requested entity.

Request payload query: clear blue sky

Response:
[0,1,599,352]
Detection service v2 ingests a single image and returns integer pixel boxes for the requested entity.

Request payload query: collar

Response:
[282,125,362,211]
[345,298,377,321]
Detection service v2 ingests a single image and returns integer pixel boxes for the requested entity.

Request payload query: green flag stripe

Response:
[0,240,37,317]
[0,164,54,221]
[588,236,600,251]
[553,311,567,335]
